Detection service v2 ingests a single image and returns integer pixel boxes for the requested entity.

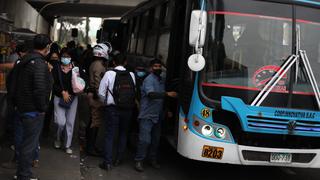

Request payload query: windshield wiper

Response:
[251,54,298,106]
[251,50,320,110]
[299,50,320,109]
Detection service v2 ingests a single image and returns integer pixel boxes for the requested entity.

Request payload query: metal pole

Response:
[85,17,89,44]
[58,18,63,43]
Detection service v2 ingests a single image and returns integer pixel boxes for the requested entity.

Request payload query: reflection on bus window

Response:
[204,11,292,91]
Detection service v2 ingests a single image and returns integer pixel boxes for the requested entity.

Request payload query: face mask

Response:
[137,71,146,78]
[61,57,71,65]
[153,69,162,76]
[49,59,58,65]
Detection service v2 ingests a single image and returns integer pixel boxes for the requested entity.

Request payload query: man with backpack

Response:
[14,34,52,180]
[1,43,29,169]
[98,53,136,171]
[5,43,29,146]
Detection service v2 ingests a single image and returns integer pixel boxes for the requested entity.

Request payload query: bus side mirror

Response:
[189,10,207,47]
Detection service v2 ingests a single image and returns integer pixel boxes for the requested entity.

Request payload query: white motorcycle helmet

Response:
[93,42,112,60]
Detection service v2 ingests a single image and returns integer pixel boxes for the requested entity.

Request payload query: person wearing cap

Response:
[86,42,112,156]
[134,59,177,172]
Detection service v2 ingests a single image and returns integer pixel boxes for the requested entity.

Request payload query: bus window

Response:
[145,33,157,56]
[293,5,320,109]
[154,6,161,28]
[137,12,149,54]
[145,8,157,56]
[129,17,139,53]
[202,0,293,107]
[157,33,170,65]
[160,2,171,27]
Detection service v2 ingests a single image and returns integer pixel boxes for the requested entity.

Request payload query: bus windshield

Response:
[201,0,320,110]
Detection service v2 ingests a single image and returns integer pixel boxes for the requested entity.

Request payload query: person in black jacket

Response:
[42,43,60,137]
[15,34,52,180]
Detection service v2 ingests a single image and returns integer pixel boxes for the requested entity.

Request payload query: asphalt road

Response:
[81,140,320,180]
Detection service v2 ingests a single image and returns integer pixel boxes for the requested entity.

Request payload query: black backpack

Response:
[110,69,136,109]
[6,57,35,106]
[6,59,24,106]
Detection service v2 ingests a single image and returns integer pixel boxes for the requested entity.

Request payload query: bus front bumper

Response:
[177,120,320,168]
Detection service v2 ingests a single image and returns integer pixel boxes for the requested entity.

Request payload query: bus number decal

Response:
[202,145,224,160]
[201,108,211,118]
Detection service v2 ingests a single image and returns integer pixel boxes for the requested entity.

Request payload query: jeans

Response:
[103,106,132,164]
[16,113,44,180]
[135,118,161,161]
[14,111,40,161]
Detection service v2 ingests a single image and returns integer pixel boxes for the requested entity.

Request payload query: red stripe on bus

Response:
[201,83,315,96]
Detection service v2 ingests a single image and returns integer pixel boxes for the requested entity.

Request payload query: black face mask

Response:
[49,59,59,65]
[153,69,162,76]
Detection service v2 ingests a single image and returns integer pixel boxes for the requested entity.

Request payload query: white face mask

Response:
[61,57,71,65]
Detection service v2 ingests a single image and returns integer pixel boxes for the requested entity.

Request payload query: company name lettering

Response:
[274,110,315,119]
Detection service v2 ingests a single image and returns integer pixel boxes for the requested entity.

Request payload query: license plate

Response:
[270,152,292,163]
[201,145,224,159]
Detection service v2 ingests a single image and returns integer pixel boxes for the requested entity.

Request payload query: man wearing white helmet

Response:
[86,42,112,156]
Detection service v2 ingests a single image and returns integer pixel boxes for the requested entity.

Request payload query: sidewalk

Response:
[0,137,81,180]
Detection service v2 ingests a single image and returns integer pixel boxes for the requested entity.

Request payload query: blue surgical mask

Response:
[61,57,71,65]
[137,71,146,78]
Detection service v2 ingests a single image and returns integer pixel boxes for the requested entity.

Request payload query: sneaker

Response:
[134,161,144,172]
[13,175,17,180]
[32,160,39,168]
[99,163,112,171]
[54,140,61,149]
[65,148,73,154]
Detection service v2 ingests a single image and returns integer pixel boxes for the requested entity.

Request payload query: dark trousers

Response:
[103,106,132,164]
[135,118,161,161]
[16,113,44,180]
[43,98,54,135]
[14,111,39,161]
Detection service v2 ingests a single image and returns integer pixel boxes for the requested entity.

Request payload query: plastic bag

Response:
[71,67,86,93]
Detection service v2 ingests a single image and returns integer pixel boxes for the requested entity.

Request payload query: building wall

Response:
[3,0,50,34]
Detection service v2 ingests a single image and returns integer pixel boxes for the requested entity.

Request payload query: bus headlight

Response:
[201,125,213,136]
[191,115,234,143]
[214,127,226,139]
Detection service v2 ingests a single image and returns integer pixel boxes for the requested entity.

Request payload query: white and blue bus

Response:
[121,0,320,168]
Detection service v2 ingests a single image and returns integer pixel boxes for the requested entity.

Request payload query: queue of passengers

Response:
[1,34,177,180]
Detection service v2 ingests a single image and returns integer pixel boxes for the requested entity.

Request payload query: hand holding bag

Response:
[71,67,86,94]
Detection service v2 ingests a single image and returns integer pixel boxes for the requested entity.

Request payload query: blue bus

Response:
[121,0,320,168]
